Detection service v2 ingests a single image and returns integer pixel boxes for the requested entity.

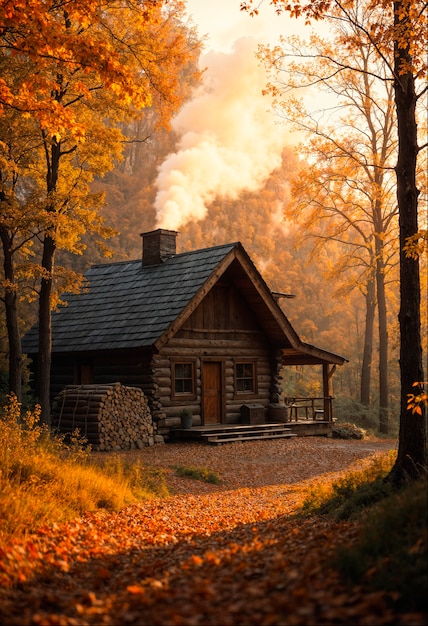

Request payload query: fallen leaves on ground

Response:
[0,437,425,625]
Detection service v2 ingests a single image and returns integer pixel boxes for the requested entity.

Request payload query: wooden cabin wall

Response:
[49,349,161,419]
[49,356,75,401]
[48,281,281,438]
[49,337,274,438]
[154,336,274,433]
[154,282,276,434]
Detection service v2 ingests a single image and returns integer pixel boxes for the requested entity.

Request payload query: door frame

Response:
[201,358,226,425]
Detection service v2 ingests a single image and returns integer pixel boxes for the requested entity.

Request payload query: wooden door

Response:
[203,362,223,424]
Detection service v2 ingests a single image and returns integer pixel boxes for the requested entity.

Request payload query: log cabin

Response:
[22,229,347,441]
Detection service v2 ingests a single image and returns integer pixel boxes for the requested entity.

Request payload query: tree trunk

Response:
[37,233,56,425]
[389,0,426,483]
[36,132,61,425]
[376,240,389,434]
[0,227,22,401]
[360,275,376,408]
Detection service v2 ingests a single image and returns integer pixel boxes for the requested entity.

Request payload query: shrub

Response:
[332,422,366,439]
[303,449,426,612]
[302,450,397,518]
[333,397,378,430]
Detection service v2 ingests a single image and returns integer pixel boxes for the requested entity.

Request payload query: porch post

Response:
[270,350,284,404]
[322,364,334,422]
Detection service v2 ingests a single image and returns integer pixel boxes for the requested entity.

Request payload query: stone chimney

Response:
[141,228,178,266]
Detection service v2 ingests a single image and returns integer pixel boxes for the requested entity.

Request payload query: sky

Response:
[184,0,310,53]
[154,0,317,230]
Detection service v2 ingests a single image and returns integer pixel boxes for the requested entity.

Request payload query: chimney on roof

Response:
[141,228,178,266]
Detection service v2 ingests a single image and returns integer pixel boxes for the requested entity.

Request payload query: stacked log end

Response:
[52,383,164,451]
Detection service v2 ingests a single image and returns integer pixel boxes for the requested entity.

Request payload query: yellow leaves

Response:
[403,230,428,259]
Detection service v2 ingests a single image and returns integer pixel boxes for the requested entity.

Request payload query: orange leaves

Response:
[0,539,44,589]
[0,0,199,135]
[407,382,427,416]
[0,0,201,294]
[126,584,145,595]
[2,439,416,625]
[241,0,334,20]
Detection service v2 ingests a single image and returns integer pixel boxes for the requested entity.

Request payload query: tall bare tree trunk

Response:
[389,0,426,483]
[361,275,376,408]
[0,227,22,401]
[37,138,60,425]
[376,241,389,434]
[37,233,55,425]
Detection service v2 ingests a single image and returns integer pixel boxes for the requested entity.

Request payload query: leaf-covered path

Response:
[0,437,424,625]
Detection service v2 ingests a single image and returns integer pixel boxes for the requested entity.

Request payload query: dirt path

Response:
[2,436,424,625]
[93,435,398,495]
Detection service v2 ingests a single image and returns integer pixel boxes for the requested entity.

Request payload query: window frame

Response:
[171,358,197,400]
[234,359,258,397]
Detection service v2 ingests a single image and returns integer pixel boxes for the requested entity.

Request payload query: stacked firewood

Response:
[52,383,163,450]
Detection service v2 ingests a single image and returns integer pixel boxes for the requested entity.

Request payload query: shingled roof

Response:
[22,233,347,367]
[23,242,237,354]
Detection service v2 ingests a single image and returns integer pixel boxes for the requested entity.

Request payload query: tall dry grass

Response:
[0,394,168,540]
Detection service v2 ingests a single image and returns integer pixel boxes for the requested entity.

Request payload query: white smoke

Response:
[154,37,290,230]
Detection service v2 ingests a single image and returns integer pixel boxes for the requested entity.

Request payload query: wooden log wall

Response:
[83,351,166,430]
[52,383,163,451]
[155,334,274,433]
[46,357,75,402]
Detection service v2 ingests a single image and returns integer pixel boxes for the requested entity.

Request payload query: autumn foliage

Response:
[0,402,426,625]
[0,0,202,416]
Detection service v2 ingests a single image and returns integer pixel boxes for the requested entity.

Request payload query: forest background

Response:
[0,0,426,437]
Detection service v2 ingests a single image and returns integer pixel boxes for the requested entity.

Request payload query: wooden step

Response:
[204,432,298,445]
[196,423,297,445]
[195,423,291,433]
[201,425,291,437]
[172,422,301,444]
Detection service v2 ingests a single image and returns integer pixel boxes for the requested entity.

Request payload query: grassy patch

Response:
[303,450,396,519]
[336,477,427,612]
[174,465,222,484]
[303,449,427,613]
[91,455,169,499]
[0,394,168,540]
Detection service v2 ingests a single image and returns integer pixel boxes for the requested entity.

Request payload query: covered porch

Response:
[172,344,346,444]
[276,343,347,423]
[283,396,333,422]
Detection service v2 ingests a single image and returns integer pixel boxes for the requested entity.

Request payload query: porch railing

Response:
[284,397,334,422]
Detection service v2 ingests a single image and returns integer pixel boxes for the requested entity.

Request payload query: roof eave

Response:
[282,342,348,366]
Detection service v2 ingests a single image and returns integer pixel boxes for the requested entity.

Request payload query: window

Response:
[172,361,195,397]
[235,362,256,394]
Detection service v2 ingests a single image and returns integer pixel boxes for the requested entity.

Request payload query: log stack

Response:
[52,383,164,451]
